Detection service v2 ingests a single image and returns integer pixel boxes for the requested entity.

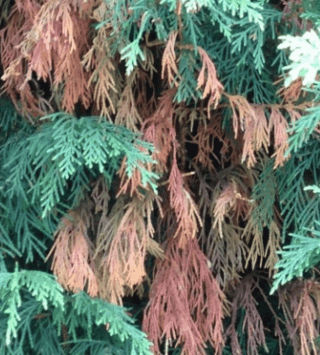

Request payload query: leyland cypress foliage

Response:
[1,0,320,354]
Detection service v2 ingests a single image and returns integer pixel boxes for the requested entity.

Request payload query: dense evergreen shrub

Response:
[1,0,320,354]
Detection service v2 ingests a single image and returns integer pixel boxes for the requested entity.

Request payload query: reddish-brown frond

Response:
[227,95,272,167]
[117,152,157,198]
[142,89,177,173]
[91,176,110,215]
[134,69,157,120]
[46,207,99,297]
[1,0,92,115]
[94,193,163,304]
[168,157,202,248]
[294,281,320,355]
[192,111,231,171]
[196,47,224,115]
[82,26,120,120]
[277,77,304,103]
[198,166,255,288]
[279,280,320,355]
[185,239,225,353]
[162,31,179,86]
[228,94,255,138]
[143,238,225,355]
[213,183,238,239]
[227,276,268,355]
[115,69,142,131]
[242,105,268,167]
[0,3,45,119]
[211,164,255,228]
[268,106,289,168]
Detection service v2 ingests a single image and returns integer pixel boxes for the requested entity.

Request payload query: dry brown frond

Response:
[143,238,225,355]
[279,280,320,355]
[46,207,99,297]
[197,47,224,115]
[1,0,92,116]
[162,31,179,86]
[213,184,238,239]
[115,69,142,131]
[192,111,229,172]
[82,26,120,120]
[168,157,202,248]
[268,106,289,168]
[142,89,177,173]
[242,105,268,167]
[226,276,268,355]
[134,69,157,120]
[277,77,305,103]
[94,192,163,304]
[0,3,45,119]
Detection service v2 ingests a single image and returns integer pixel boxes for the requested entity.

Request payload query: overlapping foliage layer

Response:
[1,0,320,354]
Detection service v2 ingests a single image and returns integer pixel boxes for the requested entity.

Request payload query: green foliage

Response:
[270,11,320,293]
[287,104,320,154]
[272,114,320,289]
[0,0,12,22]
[0,265,64,346]
[276,138,320,240]
[0,93,156,353]
[174,50,202,103]
[2,0,320,354]
[0,267,152,355]
[0,110,157,261]
[271,228,320,294]
[301,0,320,28]
[96,0,281,104]
[64,292,152,354]
[270,138,320,292]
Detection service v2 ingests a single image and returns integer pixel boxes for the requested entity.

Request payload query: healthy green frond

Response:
[0,266,64,346]
[287,105,320,154]
[2,113,157,218]
[271,227,320,294]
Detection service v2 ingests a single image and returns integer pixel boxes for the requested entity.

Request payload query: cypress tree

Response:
[1,0,320,354]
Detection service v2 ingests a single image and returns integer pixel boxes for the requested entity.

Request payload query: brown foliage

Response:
[279,280,320,355]
[46,205,99,297]
[1,3,319,354]
[162,31,179,86]
[196,47,224,115]
[1,0,92,116]
[143,238,225,355]
[94,192,164,304]
[226,275,282,355]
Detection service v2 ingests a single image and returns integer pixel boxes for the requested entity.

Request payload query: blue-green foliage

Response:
[270,86,320,291]
[286,104,320,154]
[270,44,320,290]
[0,267,153,355]
[0,110,157,261]
[276,139,320,240]
[261,5,320,293]
[0,0,12,21]
[0,265,64,347]
[0,100,157,353]
[95,0,282,104]
[174,49,202,103]
[271,227,320,294]
[269,138,320,291]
